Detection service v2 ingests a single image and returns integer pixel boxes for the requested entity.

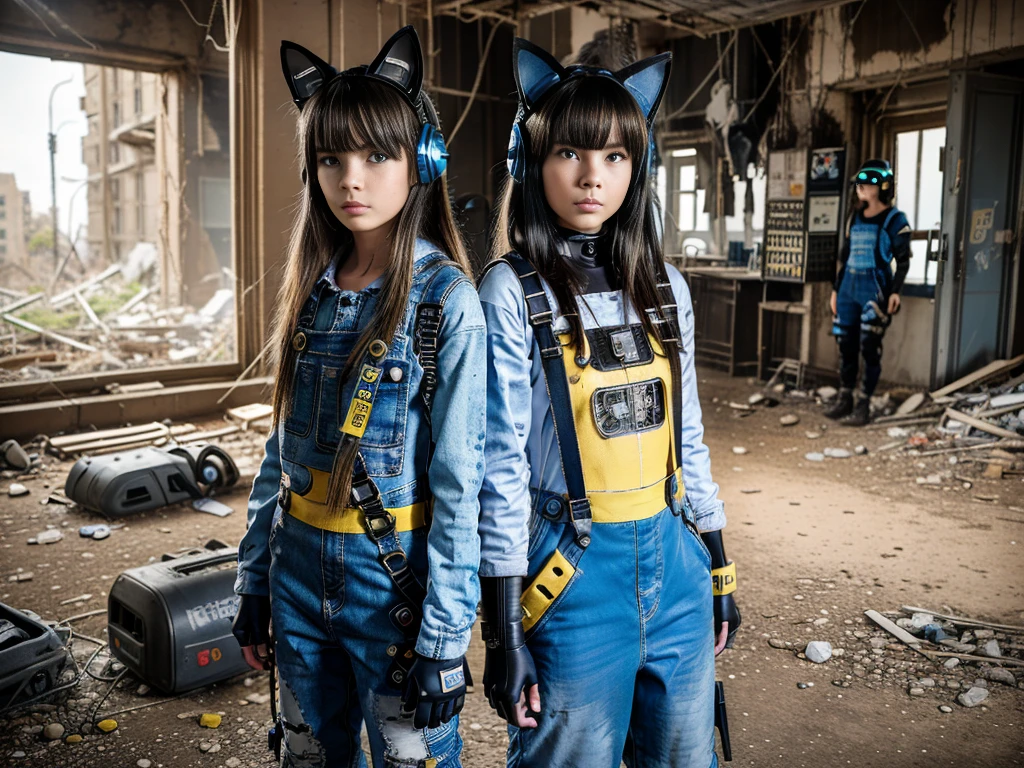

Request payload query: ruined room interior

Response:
[0,0,1022,766]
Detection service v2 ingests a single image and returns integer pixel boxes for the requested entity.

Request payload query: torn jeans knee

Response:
[371,693,461,768]
[279,679,328,768]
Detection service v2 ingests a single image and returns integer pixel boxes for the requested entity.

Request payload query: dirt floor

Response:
[1,367,1022,767]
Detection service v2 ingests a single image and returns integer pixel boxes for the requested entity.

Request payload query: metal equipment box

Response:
[107,545,249,693]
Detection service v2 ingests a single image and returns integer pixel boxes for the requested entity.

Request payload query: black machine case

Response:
[108,543,250,693]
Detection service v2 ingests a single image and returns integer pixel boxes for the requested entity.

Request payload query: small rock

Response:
[225,759,242,768]
[797,682,809,689]
[208,744,221,753]
[805,431,821,440]
[65,734,83,744]
[908,687,925,696]
[910,613,935,629]
[854,445,867,455]
[832,648,845,657]
[973,629,994,640]
[957,686,989,708]
[8,483,28,497]
[768,638,787,649]
[813,618,829,626]
[748,393,766,405]
[43,723,65,740]
[138,760,153,768]
[33,529,63,545]
[805,452,825,462]
[980,667,1016,686]
[939,705,953,713]
[918,678,936,688]
[824,447,851,459]
[732,446,748,455]
[11,752,25,759]
[780,414,800,426]
[979,639,1001,658]
[887,427,910,438]
[199,742,213,753]
[137,684,151,696]
[943,658,961,669]
[740,488,761,494]
[96,719,118,733]
[817,386,838,400]
[805,641,832,663]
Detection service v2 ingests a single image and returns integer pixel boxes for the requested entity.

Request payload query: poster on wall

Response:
[767,150,807,200]
[807,148,846,194]
[807,195,841,233]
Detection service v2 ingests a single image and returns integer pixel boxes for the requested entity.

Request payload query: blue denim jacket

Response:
[235,239,485,660]
[477,259,725,578]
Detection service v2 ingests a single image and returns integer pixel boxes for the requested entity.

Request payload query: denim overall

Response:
[479,259,719,768]
[237,240,486,768]
[834,209,900,396]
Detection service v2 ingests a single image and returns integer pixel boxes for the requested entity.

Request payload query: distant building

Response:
[81,65,160,265]
[0,173,30,268]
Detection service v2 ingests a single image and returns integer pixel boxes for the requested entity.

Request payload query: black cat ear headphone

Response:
[281,26,449,186]
[506,37,672,183]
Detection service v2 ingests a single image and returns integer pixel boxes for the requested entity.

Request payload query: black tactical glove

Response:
[401,655,467,730]
[231,593,272,667]
[701,530,741,648]
[480,576,538,723]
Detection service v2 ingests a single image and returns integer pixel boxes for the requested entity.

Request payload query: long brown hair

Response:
[492,77,669,353]
[270,76,468,512]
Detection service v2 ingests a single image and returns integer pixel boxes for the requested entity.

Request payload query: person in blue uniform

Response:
[476,38,741,768]
[230,27,484,767]
[826,159,912,425]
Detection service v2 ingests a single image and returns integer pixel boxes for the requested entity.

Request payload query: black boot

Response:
[824,389,854,420]
[843,397,871,426]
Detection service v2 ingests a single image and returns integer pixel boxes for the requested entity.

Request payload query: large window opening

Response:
[0,51,233,385]
[893,126,946,288]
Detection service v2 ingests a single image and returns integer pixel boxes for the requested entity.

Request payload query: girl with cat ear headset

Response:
[477,38,740,767]
[231,26,485,768]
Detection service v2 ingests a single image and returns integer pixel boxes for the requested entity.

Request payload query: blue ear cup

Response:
[507,123,526,183]
[416,123,449,184]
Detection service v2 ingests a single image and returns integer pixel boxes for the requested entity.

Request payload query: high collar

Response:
[555,226,609,268]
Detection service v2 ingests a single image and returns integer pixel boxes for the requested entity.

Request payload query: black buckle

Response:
[366,512,396,540]
[380,550,409,577]
[351,479,382,507]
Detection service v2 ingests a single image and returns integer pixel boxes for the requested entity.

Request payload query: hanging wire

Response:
[446,19,504,143]
[662,32,737,122]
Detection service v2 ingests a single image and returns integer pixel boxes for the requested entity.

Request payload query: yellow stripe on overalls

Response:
[288,468,428,534]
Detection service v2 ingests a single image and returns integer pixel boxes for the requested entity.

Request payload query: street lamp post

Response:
[48,77,73,272]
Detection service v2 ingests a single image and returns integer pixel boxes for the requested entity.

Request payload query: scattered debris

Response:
[7,483,28,497]
[957,686,989,708]
[0,440,31,470]
[780,414,800,426]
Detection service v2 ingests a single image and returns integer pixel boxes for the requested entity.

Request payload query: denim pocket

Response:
[284,358,318,438]
[360,356,410,477]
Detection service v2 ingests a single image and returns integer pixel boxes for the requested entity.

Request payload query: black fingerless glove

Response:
[401,655,467,730]
[480,576,538,723]
[701,530,741,648]
[231,593,272,653]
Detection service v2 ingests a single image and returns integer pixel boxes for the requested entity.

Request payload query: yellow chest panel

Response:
[559,325,681,520]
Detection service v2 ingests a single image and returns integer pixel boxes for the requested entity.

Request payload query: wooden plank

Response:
[108,286,152,319]
[930,354,1024,399]
[0,291,45,314]
[901,606,1024,633]
[50,264,122,308]
[944,408,1021,440]
[49,421,167,448]
[179,425,242,443]
[0,314,97,352]
[73,290,110,334]
[0,351,57,369]
[864,610,932,659]
[916,439,1024,457]
[0,377,273,442]
[66,429,171,456]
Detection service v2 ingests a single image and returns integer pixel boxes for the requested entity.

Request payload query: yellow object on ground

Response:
[199,713,222,728]
[96,719,118,733]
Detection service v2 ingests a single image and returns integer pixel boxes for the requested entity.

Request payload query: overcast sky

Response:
[0,51,89,244]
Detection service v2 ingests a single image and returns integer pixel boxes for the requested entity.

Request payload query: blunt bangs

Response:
[535,77,648,161]
[304,77,417,159]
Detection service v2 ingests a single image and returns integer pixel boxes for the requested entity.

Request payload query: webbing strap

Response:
[654,270,684,477]
[351,454,427,635]
[502,254,592,548]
